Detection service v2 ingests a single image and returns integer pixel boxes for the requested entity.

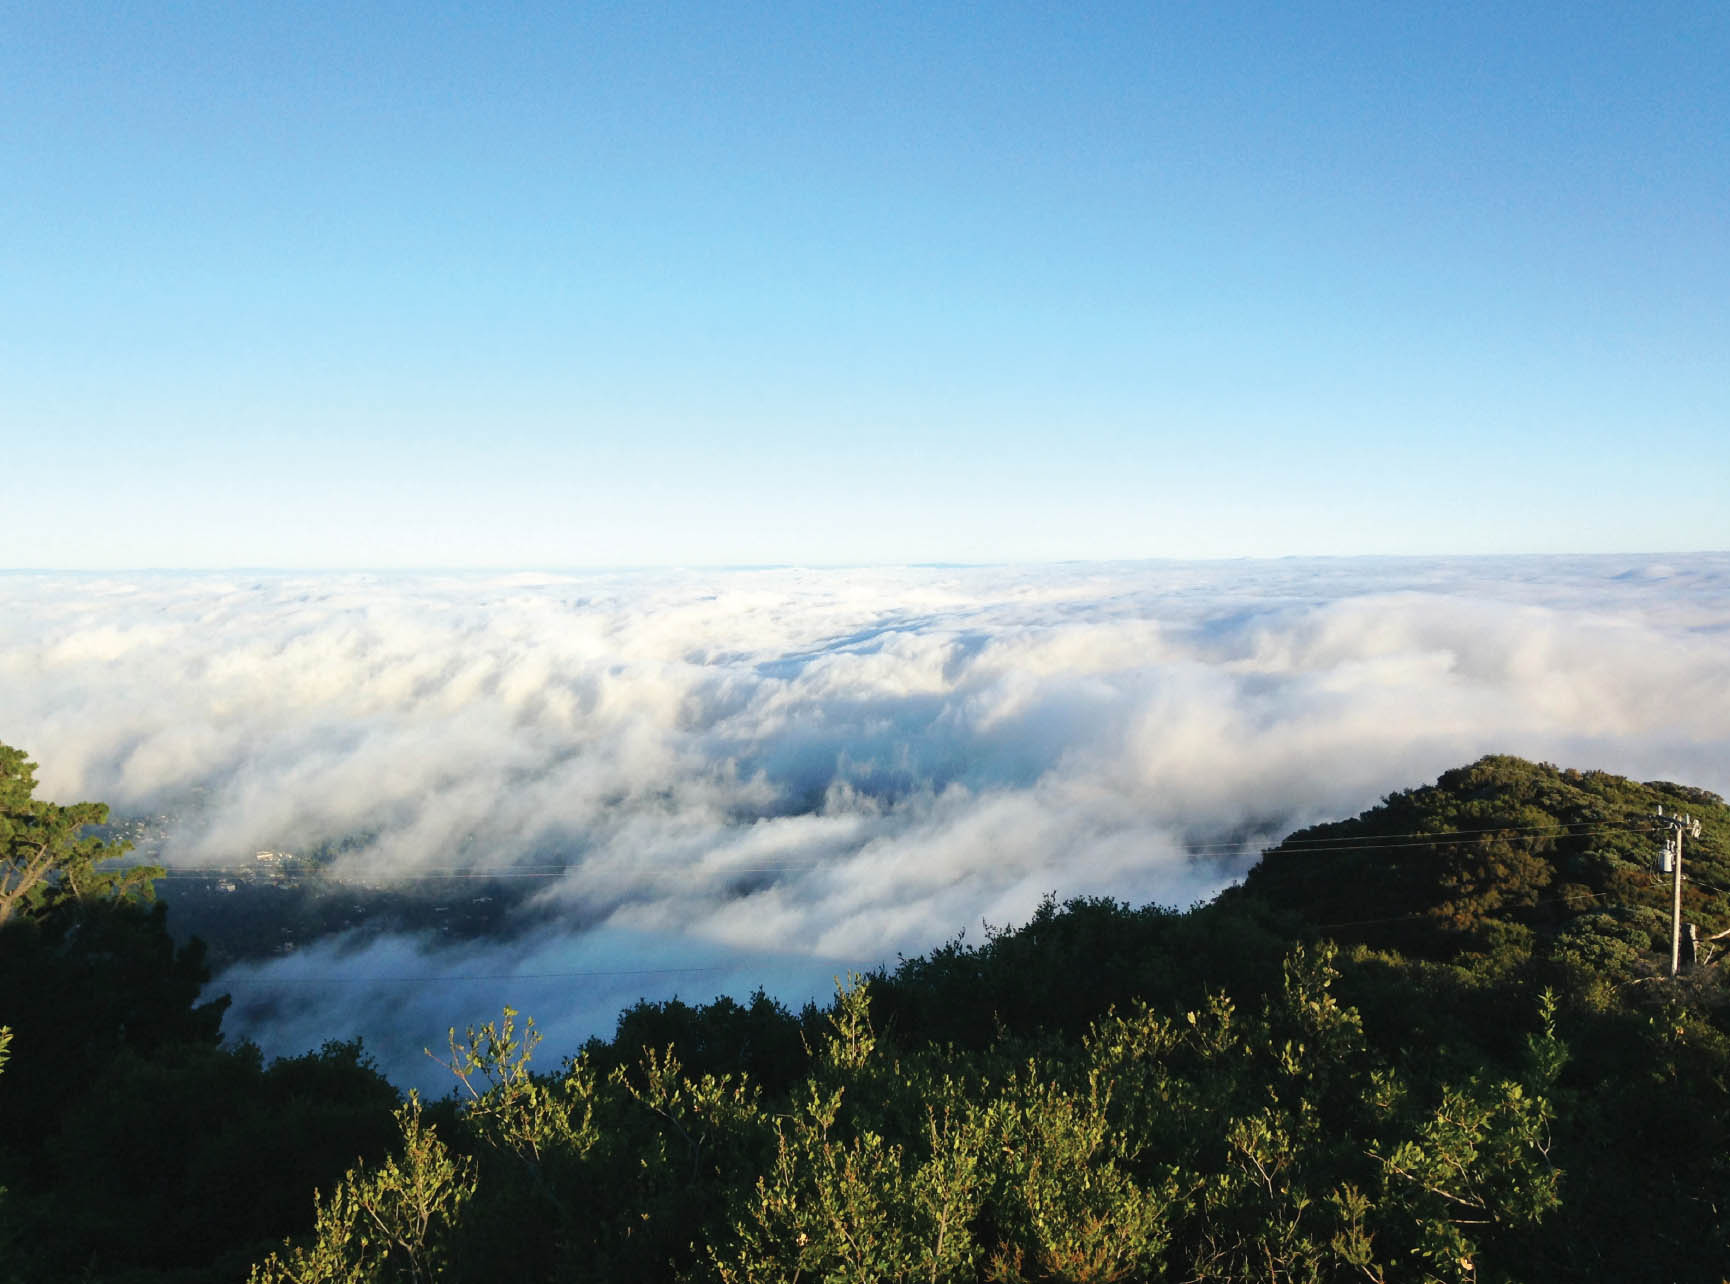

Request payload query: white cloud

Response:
[3,555,1728,1080]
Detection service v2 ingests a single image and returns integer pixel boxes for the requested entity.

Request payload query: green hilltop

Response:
[1240,754,1728,962]
[3,748,1728,1283]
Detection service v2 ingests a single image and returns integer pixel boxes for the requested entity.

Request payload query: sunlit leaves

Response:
[248,1097,476,1284]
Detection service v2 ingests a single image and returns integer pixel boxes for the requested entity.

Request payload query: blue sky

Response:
[4,1,1726,566]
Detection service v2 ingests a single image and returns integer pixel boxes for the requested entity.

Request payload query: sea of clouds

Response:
[4,555,1728,1088]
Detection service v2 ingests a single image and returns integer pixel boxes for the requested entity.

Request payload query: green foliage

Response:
[0,743,402,1284]
[0,897,228,1163]
[245,956,1574,1284]
[11,1036,400,1282]
[587,988,812,1095]
[871,894,1298,1056]
[1237,755,1730,976]
[718,1078,985,1284]
[715,983,988,1284]
[1549,911,1649,1008]
[430,1004,772,1282]
[7,747,1730,1282]
[1365,996,1565,1283]
[446,1007,600,1171]
[0,1026,10,1284]
[982,1066,1175,1283]
[0,742,159,926]
[602,1039,766,1278]
[249,1096,476,1284]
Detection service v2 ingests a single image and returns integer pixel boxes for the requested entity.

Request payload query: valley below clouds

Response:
[5,555,1729,1087]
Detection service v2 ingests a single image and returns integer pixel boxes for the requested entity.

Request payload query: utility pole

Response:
[1655,805,1704,978]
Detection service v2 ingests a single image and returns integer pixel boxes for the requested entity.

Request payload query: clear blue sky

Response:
[4,1,1726,566]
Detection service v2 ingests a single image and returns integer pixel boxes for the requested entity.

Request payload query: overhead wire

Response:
[216,965,727,985]
[136,817,1676,883]
[141,814,1715,985]
[1312,886,1622,932]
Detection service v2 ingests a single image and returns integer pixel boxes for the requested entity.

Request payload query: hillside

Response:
[1237,754,1729,986]
[3,750,1729,1283]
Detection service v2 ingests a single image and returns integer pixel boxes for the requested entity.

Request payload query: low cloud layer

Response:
[5,556,1728,1085]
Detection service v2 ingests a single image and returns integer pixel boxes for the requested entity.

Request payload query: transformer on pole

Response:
[1654,805,1703,978]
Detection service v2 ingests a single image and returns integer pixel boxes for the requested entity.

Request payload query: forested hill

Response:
[1235,755,1729,974]
[3,747,1729,1283]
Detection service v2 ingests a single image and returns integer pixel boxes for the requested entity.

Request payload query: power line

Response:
[201,843,1724,987]
[149,864,830,880]
[1254,829,1664,860]
[1311,886,1620,932]
[212,960,879,987]
[1256,824,1666,859]
[1268,818,1657,848]
[216,965,726,985]
[133,819,1675,883]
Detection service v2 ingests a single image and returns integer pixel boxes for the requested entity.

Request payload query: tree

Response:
[248,1096,476,1284]
[0,1025,12,1283]
[0,743,158,927]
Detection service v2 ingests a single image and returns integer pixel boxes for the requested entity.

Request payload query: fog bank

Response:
[5,556,1727,1086]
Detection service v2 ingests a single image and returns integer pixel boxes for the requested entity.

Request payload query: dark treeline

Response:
[2,748,1728,1282]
